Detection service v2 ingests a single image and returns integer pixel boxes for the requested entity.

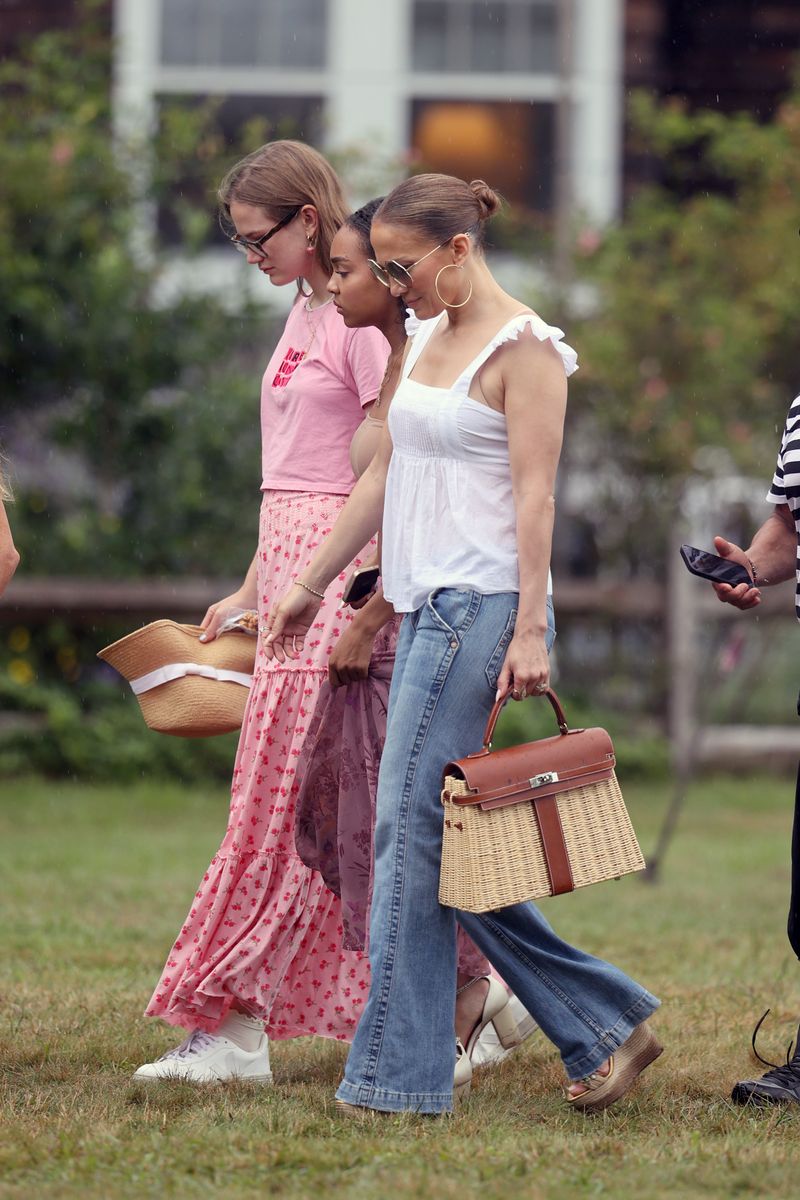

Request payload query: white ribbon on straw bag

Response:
[129,662,253,695]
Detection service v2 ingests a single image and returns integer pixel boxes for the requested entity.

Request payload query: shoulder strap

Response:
[453,311,536,394]
[401,314,445,380]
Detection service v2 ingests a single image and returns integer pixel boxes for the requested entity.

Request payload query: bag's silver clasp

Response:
[529,771,559,788]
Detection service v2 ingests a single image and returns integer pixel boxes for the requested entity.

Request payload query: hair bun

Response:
[469,179,502,220]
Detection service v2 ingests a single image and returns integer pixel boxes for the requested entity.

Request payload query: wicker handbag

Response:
[439,688,645,912]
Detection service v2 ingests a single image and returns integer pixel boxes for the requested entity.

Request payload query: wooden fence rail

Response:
[0,578,242,625]
[0,573,746,624]
[2,574,799,766]
[0,574,792,626]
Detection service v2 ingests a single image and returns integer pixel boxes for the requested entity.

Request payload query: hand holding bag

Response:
[439,688,645,912]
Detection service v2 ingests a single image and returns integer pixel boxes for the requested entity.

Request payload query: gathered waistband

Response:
[260,488,349,508]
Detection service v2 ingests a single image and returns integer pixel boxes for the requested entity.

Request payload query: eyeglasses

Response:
[229,207,301,256]
[368,240,450,290]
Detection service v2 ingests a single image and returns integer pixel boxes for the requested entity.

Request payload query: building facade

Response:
[112,0,624,225]
[4,1,800,223]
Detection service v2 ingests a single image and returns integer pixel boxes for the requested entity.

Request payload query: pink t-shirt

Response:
[261,297,389,494]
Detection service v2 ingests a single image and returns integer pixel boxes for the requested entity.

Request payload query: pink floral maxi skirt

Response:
[146,490,386,1041]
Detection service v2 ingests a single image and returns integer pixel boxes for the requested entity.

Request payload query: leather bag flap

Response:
[443,726,615,807]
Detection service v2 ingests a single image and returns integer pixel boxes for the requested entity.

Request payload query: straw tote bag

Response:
[439,688,645,912]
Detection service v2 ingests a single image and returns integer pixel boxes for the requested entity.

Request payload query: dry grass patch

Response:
[2,775,800,1198]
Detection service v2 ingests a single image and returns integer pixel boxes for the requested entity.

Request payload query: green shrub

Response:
[570,90,800,571]
[485,692,670,781]
[0,4,272,579]
[0,674,238,782]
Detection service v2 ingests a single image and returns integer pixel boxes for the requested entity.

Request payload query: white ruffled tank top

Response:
[381,311,579,613]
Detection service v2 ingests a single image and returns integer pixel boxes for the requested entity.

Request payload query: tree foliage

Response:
[0,4,272,577]
[570,90,800,566]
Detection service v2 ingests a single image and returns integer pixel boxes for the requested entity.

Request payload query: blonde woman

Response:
[135,141,389,1083]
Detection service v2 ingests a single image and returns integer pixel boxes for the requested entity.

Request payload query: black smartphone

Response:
[340,564,380,607]
[679,544,751,588]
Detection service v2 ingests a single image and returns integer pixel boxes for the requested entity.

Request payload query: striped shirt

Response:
[766,394,800,620]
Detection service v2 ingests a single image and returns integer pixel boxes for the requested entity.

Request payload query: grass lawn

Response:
[2,774,800,1199]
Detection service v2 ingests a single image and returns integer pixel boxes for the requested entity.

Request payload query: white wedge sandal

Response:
[462,976,527,1064]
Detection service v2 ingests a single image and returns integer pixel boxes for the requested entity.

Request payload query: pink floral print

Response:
[146,491,381,1040]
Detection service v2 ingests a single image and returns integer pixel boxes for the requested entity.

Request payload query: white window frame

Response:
[113,0,623,239]
[410,0,559,76]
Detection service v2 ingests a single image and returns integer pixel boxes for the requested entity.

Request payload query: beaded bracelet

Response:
[297,579,325,600]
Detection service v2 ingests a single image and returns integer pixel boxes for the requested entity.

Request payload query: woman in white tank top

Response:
[317,198,535,1069]
[265,174,661,1116]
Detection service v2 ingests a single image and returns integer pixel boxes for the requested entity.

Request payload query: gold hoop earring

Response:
[434,263,473,309]
[306,234,317,254]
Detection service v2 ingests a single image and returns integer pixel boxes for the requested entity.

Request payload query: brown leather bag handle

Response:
[482,687,569,751]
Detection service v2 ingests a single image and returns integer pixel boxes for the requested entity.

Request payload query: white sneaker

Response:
[471,993,537,1069]
[133,1029,273,1084]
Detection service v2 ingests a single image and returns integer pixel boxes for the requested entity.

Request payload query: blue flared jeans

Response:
[336,589,659,1113]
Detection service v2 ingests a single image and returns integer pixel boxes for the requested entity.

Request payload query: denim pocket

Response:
[484,597,556,690]
[424,588,479,643]
[484,608,518,691]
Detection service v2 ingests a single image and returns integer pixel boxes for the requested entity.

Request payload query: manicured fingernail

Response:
[199,634,208,642]
[495,689,501,702]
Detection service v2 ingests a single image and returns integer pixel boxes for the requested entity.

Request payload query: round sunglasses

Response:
[367,240,450,290]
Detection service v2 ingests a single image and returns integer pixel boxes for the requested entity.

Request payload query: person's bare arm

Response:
[712,506,796,611]
[495,334,567,699]
[264,421,394,661]
[745,506,797,584]
[199,549,259,641]
[0,503,19,598]
[328,588,396,688]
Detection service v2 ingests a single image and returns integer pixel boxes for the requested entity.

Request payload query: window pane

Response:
[161,0,203,65]
[411,98,555,213]
[274,0,327,68]
[504,0,557,72]
[161,0,328,68]
[526,1,557,72]
[412,1,449,71]
[470,2,507,73]
[155,94,325,245]
[413,0,557,74]
[212,92,324,149]
[218,0,263,66]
